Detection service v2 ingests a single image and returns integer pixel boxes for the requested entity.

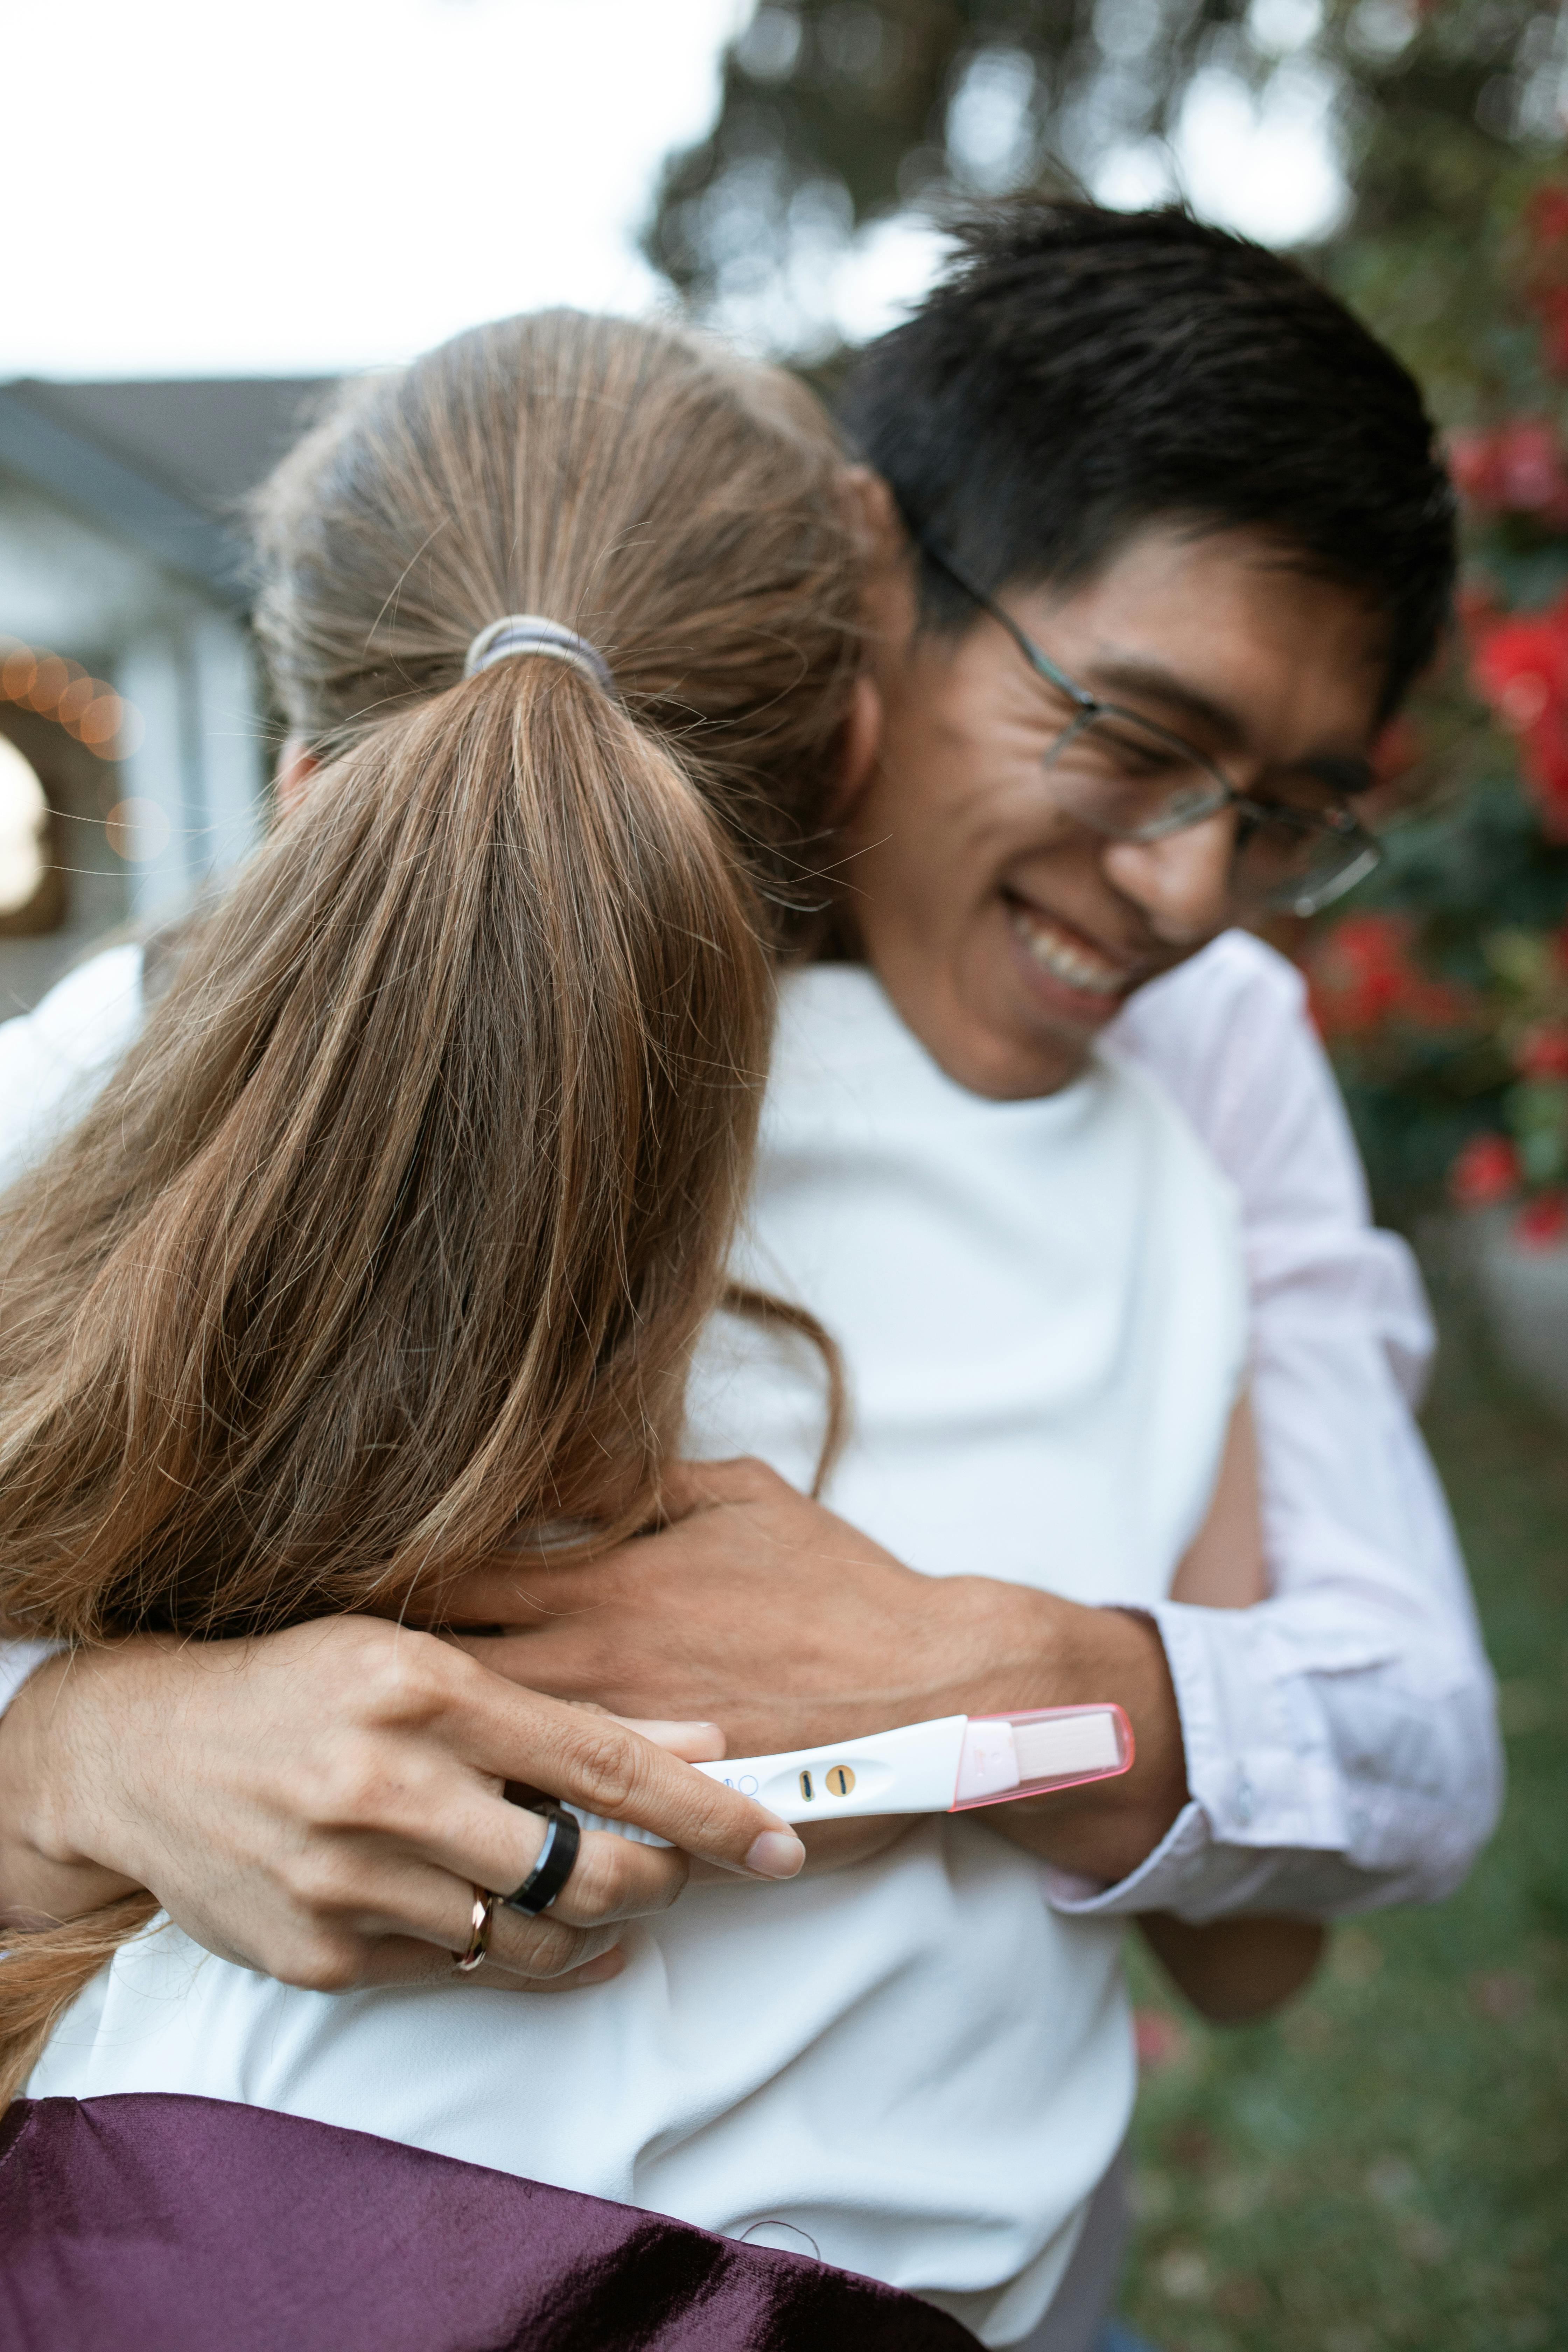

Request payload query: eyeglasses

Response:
[920,538,1383,918]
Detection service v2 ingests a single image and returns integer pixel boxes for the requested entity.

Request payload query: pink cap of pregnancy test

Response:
[950,1704,1134,1811]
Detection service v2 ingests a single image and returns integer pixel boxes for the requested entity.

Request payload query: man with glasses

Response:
[489,203,1498,1932]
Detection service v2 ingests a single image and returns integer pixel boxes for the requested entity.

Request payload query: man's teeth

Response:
[1010,906,1126,996]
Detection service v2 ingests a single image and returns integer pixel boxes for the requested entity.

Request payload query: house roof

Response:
[0,375,336,604]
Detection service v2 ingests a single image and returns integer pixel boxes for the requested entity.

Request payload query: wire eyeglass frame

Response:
[918,536,1382,917]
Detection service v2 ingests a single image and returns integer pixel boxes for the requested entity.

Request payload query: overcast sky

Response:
[3,0,1346,383]
[4,0,748,379]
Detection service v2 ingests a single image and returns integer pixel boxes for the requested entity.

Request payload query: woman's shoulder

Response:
[0,942,146,1190]
[11,941,146,1060]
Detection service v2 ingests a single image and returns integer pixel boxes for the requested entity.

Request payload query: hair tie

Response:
[463,615,617,699]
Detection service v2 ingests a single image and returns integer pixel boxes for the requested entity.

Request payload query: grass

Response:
[1118,1276,1568,2352]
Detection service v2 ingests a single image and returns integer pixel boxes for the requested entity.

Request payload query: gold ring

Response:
[454,1884,497,1973]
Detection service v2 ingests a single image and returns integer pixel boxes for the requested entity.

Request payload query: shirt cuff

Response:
[1043,1598,1410,1920]
[0,1638,66,1720]
[1044,1597,1337,1920]
[1045,1796,1215,1916]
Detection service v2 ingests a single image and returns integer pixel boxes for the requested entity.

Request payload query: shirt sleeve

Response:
[1051,931,1503,1922]
[0,946,146,1717]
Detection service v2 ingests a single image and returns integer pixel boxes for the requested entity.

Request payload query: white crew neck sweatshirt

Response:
[30,964,1245,2348]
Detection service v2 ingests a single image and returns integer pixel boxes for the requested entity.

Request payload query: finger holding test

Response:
[436,1664,803,1882]
[358,1718,730,1917]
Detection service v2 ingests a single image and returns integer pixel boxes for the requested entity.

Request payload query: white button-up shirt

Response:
[0,929,1503,1921]
[1094,928,1502,1918]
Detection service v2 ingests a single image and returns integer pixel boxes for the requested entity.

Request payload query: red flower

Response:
[1470,590,1568,839]
[1307,913,1411,1035]
[1449,1133,1520,1210]
[1448,421,1568,523]
[1514,1190,1568,1249]
[1307,914,1475,1041]
[1514,1023,1568,1080]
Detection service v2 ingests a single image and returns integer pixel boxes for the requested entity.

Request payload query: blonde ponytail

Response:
[0,310,862,2098]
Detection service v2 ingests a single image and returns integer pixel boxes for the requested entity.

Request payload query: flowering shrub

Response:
[1450,1132,1521,1210]
[1444,923,1568,1246]
[1308,164,1568,1240]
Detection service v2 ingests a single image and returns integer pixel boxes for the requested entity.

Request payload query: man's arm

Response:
[442,1456,1195,1886]
[463,934,1501,1919]
[1082,929,1504,1920]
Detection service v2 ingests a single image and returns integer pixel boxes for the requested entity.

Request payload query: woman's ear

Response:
[830,672,884,827]
[274,733,320,817]
[839,464,908,579]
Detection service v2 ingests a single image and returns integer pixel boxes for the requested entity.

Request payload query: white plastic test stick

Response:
[693,1705,1133,1825]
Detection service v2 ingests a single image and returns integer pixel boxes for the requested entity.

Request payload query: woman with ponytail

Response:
[1,288,1279,2352]
[0,311,880,2115]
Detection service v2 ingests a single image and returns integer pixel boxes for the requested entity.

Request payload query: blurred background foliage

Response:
[1116,1276,1568,2352]
[646,0,1568,1230]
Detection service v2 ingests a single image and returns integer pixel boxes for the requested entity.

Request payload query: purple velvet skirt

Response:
[1,2093,982,2351]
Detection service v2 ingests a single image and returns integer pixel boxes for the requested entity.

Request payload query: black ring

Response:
[504,1799,581,1917]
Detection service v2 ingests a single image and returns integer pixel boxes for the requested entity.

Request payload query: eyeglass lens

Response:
[1046,707,1372,912]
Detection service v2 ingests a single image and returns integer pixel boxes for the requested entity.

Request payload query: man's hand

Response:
[444,1458,1190,1887]
[0,1618,804,1988]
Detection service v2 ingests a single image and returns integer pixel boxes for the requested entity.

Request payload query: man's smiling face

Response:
[841,522,1391,1101]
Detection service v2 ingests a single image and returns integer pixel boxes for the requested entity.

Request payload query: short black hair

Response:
[840,201,1455,718]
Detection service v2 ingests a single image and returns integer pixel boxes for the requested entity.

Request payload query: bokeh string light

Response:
[0,637,144,760]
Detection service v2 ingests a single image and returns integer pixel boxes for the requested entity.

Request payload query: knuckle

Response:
[282,1846,369,1916]
[625,1850,688,1916]
[352,1631,450,1728]
[500,1914,585,1979]
[564,1724,640,1821]
[559,1835,621,1920]
[570,1835,686,1922]
[311,1736,396,1829]
[278,1931,371,1995]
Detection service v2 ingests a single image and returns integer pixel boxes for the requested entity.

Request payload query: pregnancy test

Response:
[692,1705,1133,1823]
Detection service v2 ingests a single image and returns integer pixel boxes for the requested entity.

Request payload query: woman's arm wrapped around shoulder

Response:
[0,1623,804,1989]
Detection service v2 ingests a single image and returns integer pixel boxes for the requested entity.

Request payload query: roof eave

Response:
[0,388,248,609]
